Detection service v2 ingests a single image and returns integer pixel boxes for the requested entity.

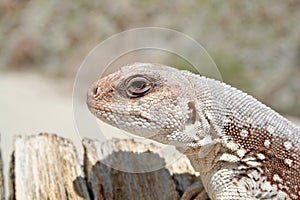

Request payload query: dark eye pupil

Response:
[132,81,146,90]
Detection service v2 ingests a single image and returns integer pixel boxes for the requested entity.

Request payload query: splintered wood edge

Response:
[11,134,205,199]
[82,137,197,175]
[12,133,89,200]
[82,138,180,200]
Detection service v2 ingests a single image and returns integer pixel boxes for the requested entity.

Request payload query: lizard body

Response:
[87,63,300,199]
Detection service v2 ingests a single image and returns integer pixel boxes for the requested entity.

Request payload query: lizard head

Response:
[87,63,218,148]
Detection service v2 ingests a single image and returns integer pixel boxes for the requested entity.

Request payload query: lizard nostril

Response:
[92,85,99,96]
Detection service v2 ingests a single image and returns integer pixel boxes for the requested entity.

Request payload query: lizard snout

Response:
[86,81,103,113]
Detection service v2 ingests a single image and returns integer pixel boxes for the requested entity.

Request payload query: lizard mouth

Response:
[87,98,169,139]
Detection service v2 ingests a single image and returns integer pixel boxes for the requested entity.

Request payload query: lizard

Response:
[87,62,300,200]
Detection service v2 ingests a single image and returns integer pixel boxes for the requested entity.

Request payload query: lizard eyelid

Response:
[125,76,154,98]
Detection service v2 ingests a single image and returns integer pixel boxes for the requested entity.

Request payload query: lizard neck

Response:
[182,72,300,198]
[177,143,224,173]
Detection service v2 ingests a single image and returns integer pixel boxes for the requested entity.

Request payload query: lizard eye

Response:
[126,76,153,98]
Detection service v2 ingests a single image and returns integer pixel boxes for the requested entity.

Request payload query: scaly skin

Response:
[87,63,300,200]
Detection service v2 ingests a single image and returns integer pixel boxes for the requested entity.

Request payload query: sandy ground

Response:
[0,71,81,158]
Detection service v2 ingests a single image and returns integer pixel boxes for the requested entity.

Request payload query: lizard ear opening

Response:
[187,101,197,124]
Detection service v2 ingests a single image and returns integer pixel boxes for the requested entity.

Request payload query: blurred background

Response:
[0,0,299,196]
